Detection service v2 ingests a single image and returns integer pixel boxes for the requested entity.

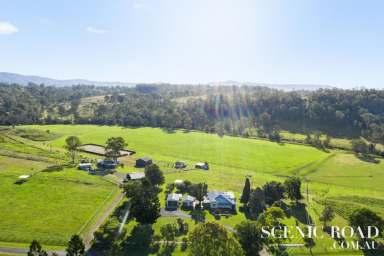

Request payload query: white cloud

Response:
[86,26,107,34]
[0,21,18,35]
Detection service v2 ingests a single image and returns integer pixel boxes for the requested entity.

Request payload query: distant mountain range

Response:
[209,80,334,91]
[0,72,135,87]
[0,72,333,90]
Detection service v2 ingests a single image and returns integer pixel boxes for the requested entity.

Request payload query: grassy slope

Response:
[22,125,384,255]
[27,125,328,176]
[0,132,119,247]
[0,157,117,245]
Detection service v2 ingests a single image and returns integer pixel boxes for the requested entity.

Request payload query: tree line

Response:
[1,83,384,145]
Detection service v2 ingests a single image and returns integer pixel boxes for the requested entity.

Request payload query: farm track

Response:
[0,149,59,163]
[3,133,66,158]
[82,190,125,249]
[0,246,66,256]
[292,152,336,176]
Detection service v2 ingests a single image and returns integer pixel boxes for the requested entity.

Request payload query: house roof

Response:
[206,191,236,205]
[79,163,92,166]
[182,195,196,202]
[167,193,182,201]
[127,172,145,180]
[137,157,151,162]
[18,175,30,179]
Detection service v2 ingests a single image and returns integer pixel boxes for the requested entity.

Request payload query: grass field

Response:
[3,124,383,255]
[27,125,329,176]
[0,156,118,246]
[0,128,120,248]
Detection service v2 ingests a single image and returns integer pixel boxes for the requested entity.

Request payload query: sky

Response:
[1,0,384,88]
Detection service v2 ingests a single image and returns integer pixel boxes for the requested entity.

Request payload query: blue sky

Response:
[1,0,384,88]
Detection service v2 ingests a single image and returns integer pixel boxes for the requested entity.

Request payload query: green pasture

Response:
[26,125,329,175]
[0,155,118,246]
[5,125,383,255]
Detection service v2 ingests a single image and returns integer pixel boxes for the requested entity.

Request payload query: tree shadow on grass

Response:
[161,127,176,134]
[356,154,380,164]
[119,240,152,256]
[289,202,313,224]
[362,241,384,256]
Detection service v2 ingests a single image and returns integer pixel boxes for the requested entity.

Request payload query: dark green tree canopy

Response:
[28,240,48,256]
[66,234,85,256]
[189,222,244,256]
[284,177,302,202]
[124,180,161,224]
[240,178,251,204]
[105,137,126,162]
[144,164,165,186]
[349,208,384,239]
[235,221,265,256]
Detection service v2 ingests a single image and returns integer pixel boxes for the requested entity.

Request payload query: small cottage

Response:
[166,193,182,210]
[181,195,197,210]
[135,157,152,168]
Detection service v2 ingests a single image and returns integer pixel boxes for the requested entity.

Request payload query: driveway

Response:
[0,247,66,256]
[160,208,191,219]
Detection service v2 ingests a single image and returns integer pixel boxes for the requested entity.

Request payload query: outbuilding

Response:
[175,161,187,169]
[166,193,182,210]
[195,162,209,170]
[97,159,118,170]
[126,172,145,181]
[135,157,152,168]
[78,163,92,171]
[181,195,197,210]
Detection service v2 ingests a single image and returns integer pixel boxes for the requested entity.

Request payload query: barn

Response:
[126,172,145,181]
[135,157,152,168]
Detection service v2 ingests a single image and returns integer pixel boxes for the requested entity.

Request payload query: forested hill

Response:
[0,83,383,144]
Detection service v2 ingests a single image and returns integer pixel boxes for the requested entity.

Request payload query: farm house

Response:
[204,191,236,211]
